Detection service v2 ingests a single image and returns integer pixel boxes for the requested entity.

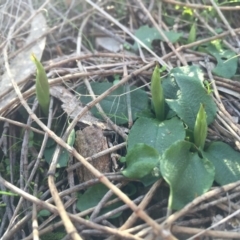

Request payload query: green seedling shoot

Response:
[31,53,50,115]
[194,103,207,150]
[151,64,165,121]
[187,22,196,44]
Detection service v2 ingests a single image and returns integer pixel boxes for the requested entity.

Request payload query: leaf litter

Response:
[1,1,240,240]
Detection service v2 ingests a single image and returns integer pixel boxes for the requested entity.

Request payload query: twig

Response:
[123,63,133,128]
[0,117,45,135]
[162,0,240,10]
[76,13,128,139]
[85,0,170,70]
[4,98,54,239]
[26,196,129,239]
[190,190,240,214]
[90,183,123,221]
[189,2,238,53]
[162,28,240,61]
[120,179,162,230]
[208,0,236,37]
[204,56,222,104]
[4,38,169,238]
[0,122,9,155]
[173,225,240,239]
[32,175,39,240]
[0,175,144,240]
[67,142,126,172]
[161,180,240,236]
[135,0,187,66]
[38,198,77,232]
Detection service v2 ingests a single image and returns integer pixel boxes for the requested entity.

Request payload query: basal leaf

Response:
[166,67,217,129]
[128,117,185,155]
[205,44,237,78]
[140,173,161,187]
[160,140,215,210]
[171,65,205,81]
[77,183,123,218]
[77,82,148,125]
[38,209,51,217]
[77,183,109,211]
[123,182,137,196]
[44,146,69,168]
[161,74,179,100]
[41,232,66,240]
[133,25,182,50]
[162,65,204,100]
[122,143,160,179]
[203,142,240,185]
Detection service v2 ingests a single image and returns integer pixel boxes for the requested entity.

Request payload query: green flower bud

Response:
[31,53,50,115]
[194,103,207,149]
[151,64,165,121]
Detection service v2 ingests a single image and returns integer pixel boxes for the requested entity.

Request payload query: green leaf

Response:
[140,173,161,187]
[122,143,160,179]
[194,104,207,149]
[151,64,165,121]
[77,82,148,125]
[77,183,123,218]
[160,140,215,210]
[166,67,217,129]
[41,232,66,240]
[203,142,240,185]
[161,75,179,101]
[128,117,185,155]
[38,209,51,217]
[171,65,205,81]
[31,53,50,115]
[77,183,109,212]
[44,147,69,168]
[205,43,237,78]
[123,182,137,196]
[133,25,182,50]
[162,65,204,100]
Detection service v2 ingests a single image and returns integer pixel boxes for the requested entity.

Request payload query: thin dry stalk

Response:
[32,175,39,240]
[208,0,236,37]
[162,0,240,10]
[120,179,163,231]
[0,176,144,240]
[135,0,187,65]
[2,1,240,239]
[4,38,171,237]
[85,0,170,70]
[162,180,240,235]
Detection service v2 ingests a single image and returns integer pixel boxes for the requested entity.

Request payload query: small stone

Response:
[75,125,111,182]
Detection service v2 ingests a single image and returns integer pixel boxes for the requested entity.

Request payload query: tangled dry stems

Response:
[1,0,240,239]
